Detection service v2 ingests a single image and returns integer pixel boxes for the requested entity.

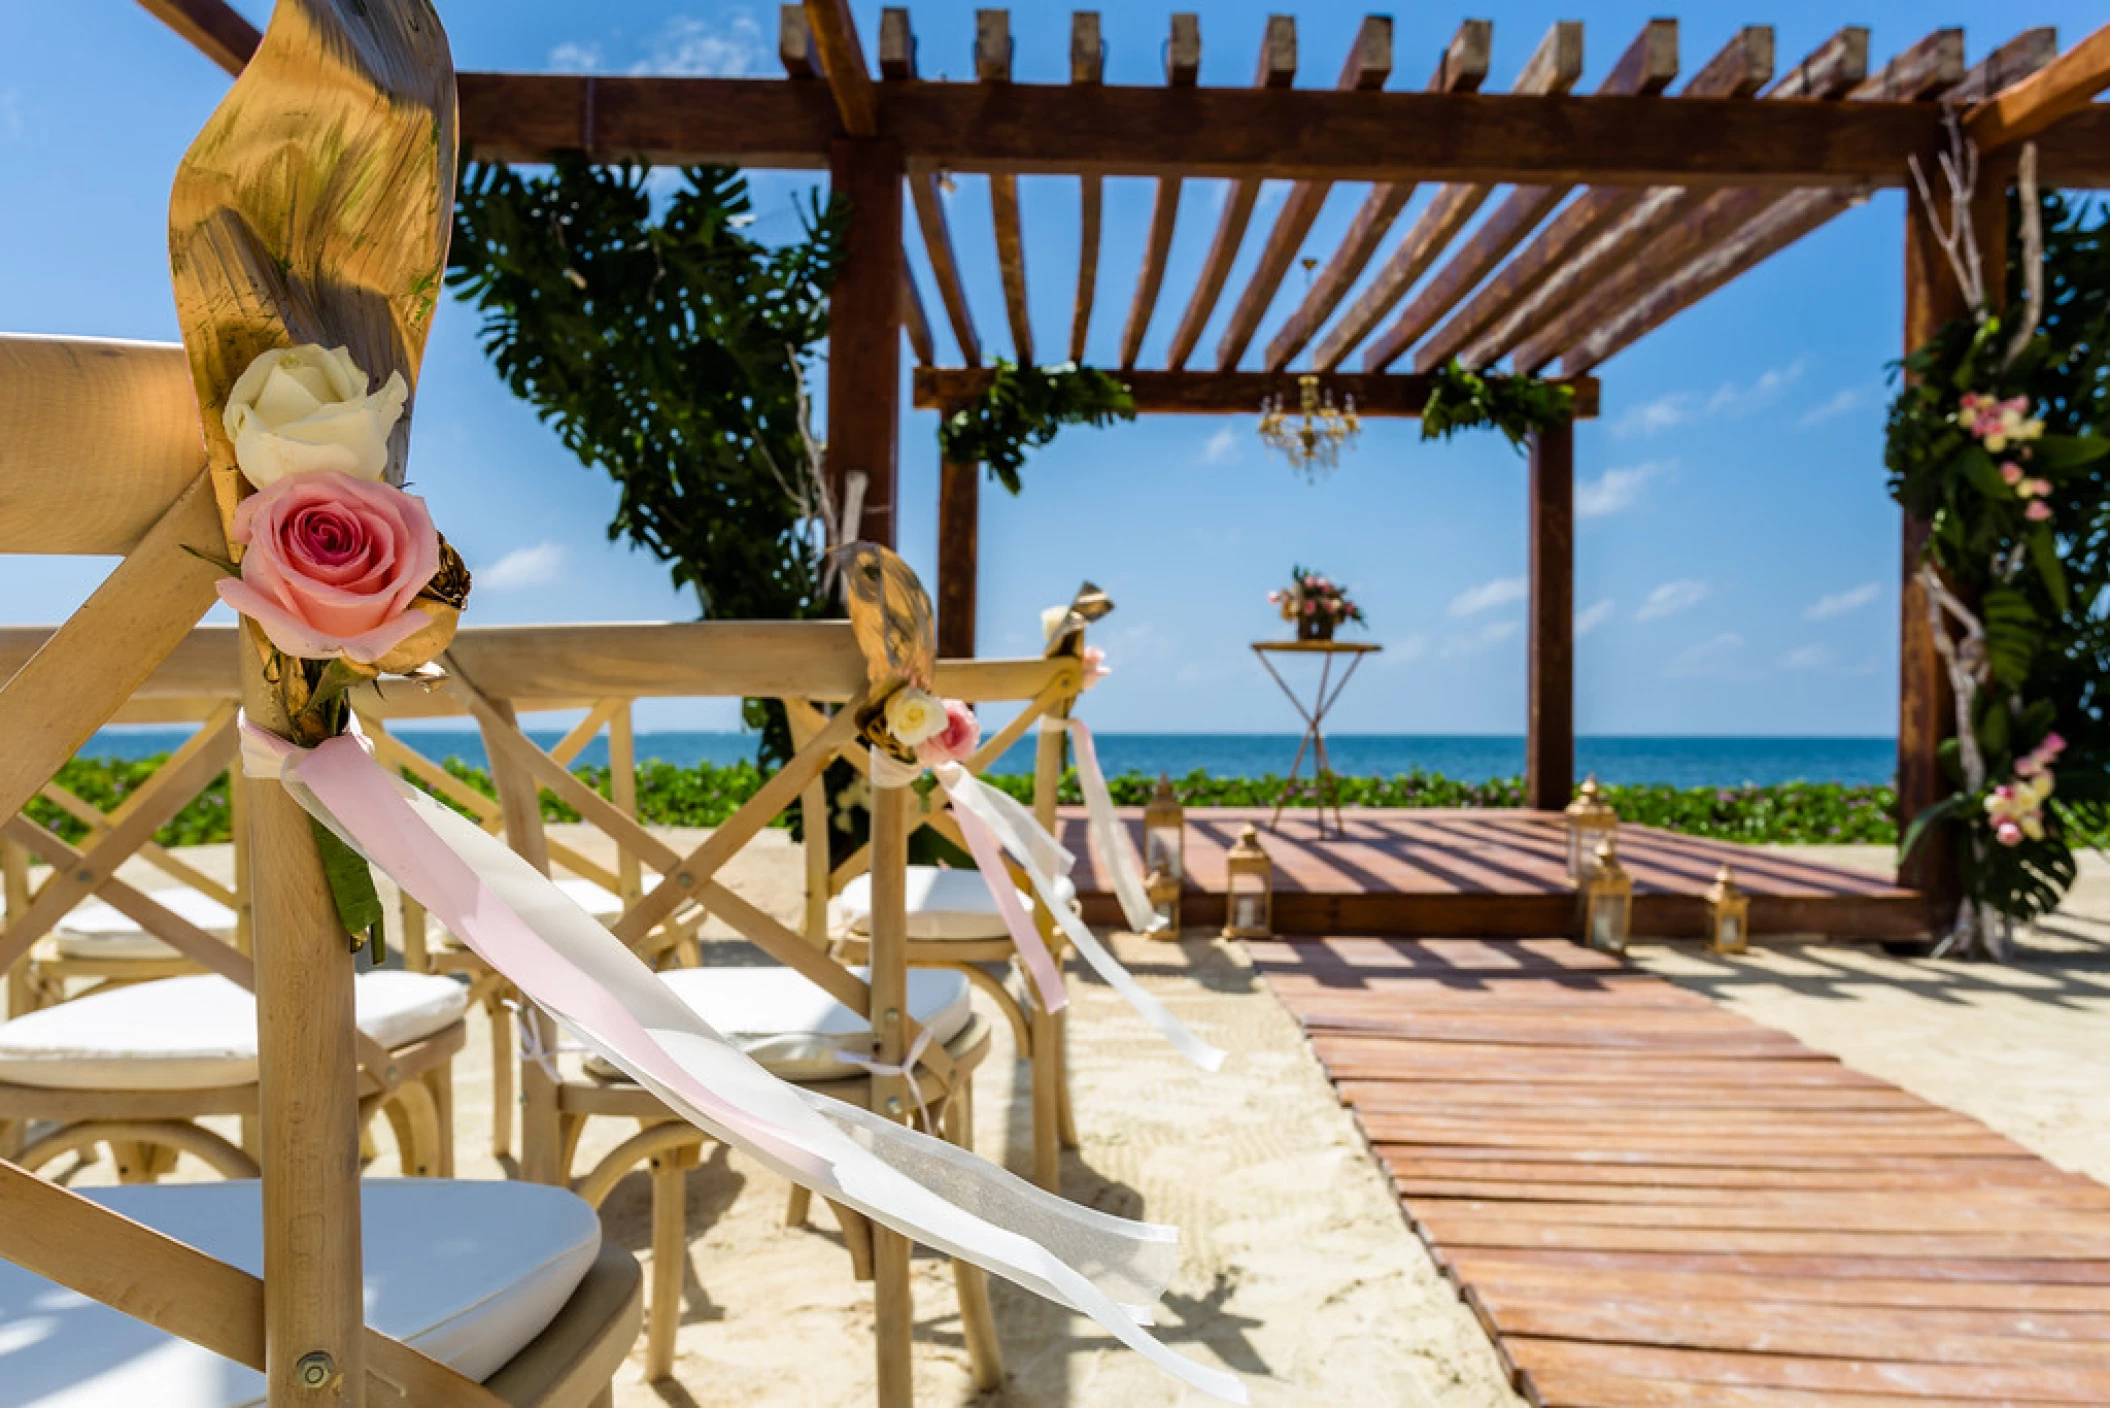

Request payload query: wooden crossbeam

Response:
[912,366,1598,419]
[900,267,935,366]
[1311,22,1583,373]
[1426,25,1776,373]
[1263,20,1490,373]
[979,9,1033,366]
[1069,12,1103,363]
[1163,15,1298,370]
[1969,22,2110,148]
[1556,30,2042,376]
[1119,14,1202,370]
[871,8,981,368]
[803,0,878,135]
[1210,16,1394,372]
[1366,19,1681,374]
[136,0,257,74]
[1450,24,1793,369]
[443,73,2110,187]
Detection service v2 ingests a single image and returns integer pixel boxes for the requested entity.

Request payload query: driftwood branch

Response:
[2005,141,2046,369]
[1907,107,1987,319]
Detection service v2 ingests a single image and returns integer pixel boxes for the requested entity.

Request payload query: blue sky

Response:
[4,2,2096,736]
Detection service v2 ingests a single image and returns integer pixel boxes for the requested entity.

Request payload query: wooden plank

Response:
[906,172,982,368]
[1449,1247,2110,1285]
[936,440,979,658]
[1451,1255,2110,1312]
[1163,15,1297,370]
[1969,23,2110,148]
[136,0,259,74]
[1400,1160,2083,1194]
[1211,15,1395,371]
[1312,22,1585,372]
[1069,12,1103,363]
[1383,1145,2053,1175]
[899,267,934,365]
[1118,13,1200,369]
[803,0,878,134]
[978,10,1034,366]
[1535,27,1975,374]
[1415,1212,2110,1260]
[1402,1180,2110,1211]
[1418,25,1775,373]
[1432,1198,2110,1237]
[1507,1336,2110,1404]
[1527,419,1573,810]
[826,137,905,544]
[442,72,2110,188]
[1366,20,1681,373]
[1264,20,1489,371]
[1527,1371,1988,1408]
[913,367,1598,418]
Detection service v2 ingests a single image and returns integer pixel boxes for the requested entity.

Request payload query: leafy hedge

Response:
[33,755,1909,848]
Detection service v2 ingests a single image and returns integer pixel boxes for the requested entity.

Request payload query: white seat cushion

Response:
[646,965,974,1082]
[432,874,667,952]
[0,1179,599,1406]
[50,889,239,962]
[832,865,1077,942]
[0,971,468,1092]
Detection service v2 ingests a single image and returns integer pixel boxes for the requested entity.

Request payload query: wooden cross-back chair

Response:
[790,639,1091,1193]
[0,1,644,1401]
[5,707,249,1014]
[442,620,1003,1399]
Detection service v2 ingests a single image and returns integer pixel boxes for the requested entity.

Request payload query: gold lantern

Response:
[1143,774,1185,882]
[1222,824,1274,940]
[1146,861,1181,939]
[1705,863,1750,955]
[1583,835,1633,955]
[1564,775,1618,883]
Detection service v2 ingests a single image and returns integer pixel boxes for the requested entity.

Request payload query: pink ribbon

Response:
[936,771,1069,1013]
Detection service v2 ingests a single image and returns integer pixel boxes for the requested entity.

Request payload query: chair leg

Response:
[1028,1000,1062,1191]
[488,994,514,1160]
[1055,1004,1080,1151]
[383,1078,442,1177]
[646,1146,696,1381]
[828,1199,875,1282]
[873,1225,914,1408]
[424,1062,456,1178]
[945,1082,1004,1390]
[784,1183,813,1228]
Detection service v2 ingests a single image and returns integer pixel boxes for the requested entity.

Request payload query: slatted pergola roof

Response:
[135,1,2110,836]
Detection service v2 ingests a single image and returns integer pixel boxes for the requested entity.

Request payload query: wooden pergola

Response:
[140,1,2110,895]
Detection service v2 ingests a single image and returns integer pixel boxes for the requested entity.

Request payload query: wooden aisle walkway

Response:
[1249,937,2110,1406]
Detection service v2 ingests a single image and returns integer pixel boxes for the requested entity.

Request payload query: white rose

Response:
[222,344,409,490]
[883,687,946,747]
[1041,604,1069,643]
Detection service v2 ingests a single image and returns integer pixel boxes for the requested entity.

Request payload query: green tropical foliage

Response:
[937,360,1137,493]
[1420,358,1577,451]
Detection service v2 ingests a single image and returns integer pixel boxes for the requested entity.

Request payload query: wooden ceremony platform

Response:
[1063,808,1929,942]
[1251,937,2110,1407]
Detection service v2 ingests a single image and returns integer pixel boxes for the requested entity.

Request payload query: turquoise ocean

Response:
[79,730,1897,788]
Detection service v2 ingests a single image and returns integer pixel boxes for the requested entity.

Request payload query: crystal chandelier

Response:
[1258,373,1361,479]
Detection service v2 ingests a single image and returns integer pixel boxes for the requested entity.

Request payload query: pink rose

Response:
[2026,501,2053,522]
[216,470,441,663]
[1995,819,2025,848]
[1081,645,1109,690]
[2041,733,2067,757]
[1303,600,1316,615]
[2001,462,2024,485]
[914,698,981,767]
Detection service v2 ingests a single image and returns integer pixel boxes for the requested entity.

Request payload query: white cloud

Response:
[1442,620,1521,657]
[1448,576,1527,618]
[1576,460,1671,519]
[1613,357,1810,438]
[1379,633,1429,666]
[1635,579,1711,621]
[1780,644,1836,670]
[478,541,567,592]
[1799,385,1877,428]
[1574,599,1616,636]
[1804,582,1881,621]
[1666,632,1753,679]
[1199,426,1240,464]
[632,10,766,76]
[547,40,602,72]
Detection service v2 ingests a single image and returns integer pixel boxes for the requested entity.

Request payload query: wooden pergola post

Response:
[1527,416,1576,810]
[1897,165,2008,917]
[825,136,905,547]
[935,416,979,657]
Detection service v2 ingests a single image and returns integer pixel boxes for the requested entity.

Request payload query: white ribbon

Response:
[934,762,1226,1073]
[238,715,1246,1402]
[832,1024,937,1133]
[1067,719,1166,935]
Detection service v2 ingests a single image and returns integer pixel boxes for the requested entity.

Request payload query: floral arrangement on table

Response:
[1885,131,2110,960]
[199,343,472,951]
[1268,566,1365,642]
